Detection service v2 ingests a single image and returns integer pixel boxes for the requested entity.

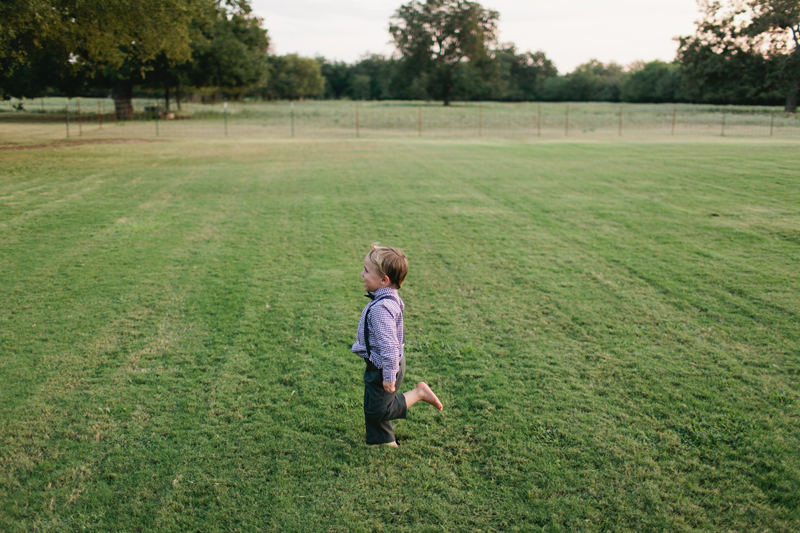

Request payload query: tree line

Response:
[320,54,685,105]
[1,0,798,112]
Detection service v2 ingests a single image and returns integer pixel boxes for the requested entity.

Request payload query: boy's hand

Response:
[383,381,396,393]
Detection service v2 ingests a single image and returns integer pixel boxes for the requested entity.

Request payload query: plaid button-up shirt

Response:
[351,286,405,382]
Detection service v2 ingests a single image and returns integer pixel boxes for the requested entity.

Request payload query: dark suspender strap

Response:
[363,295,390,361]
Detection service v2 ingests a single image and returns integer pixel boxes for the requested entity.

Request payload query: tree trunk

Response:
[165,85,171,112]
[113,84,134,120]
[176,85,182,111]
[441,66,452,106]
[786,78,798,113]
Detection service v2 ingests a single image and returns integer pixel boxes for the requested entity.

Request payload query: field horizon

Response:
[1,137,798,532]
[3,99,800,145]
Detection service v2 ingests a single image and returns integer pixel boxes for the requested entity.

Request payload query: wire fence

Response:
[2,97,799,141]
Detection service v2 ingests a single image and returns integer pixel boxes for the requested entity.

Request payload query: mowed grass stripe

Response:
[467,143,799,337]
[1,139,798,532]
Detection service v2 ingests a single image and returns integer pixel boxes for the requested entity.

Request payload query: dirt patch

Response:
[0,139,156,151]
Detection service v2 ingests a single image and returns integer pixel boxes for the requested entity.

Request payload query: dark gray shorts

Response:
[363,357,407,445]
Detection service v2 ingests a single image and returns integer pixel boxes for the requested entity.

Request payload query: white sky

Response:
[250,0,702,73]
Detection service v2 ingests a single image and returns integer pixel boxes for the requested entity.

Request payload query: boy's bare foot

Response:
[370,441,398,447]
[402,382,443,410]
[417,381,444,411]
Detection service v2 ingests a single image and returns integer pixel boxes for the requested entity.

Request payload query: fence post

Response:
[418,105,422,137]
[155,101,159,137]
[565,105,569,136]
[618,105,623,136]
[41,98,45,112]
[77,99,82,136]
[671,105,676,135]
[355,101,360,138]
[65,102,69,138]
[224,102,228,137]
[721,109,726,136]
[98,101,102,129]
[478,104,483,136]
[537,104,542,137]
[291,101,295,138]
[770,110,774,136]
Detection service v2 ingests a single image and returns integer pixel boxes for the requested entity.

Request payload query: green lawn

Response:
[1,137,798,532]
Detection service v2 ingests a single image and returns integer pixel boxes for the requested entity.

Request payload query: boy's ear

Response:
[381,275,391,286]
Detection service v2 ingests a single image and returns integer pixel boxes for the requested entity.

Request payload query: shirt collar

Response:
[367,286,397,300]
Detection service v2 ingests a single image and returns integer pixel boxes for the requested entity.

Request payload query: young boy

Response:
[351,244,443,446]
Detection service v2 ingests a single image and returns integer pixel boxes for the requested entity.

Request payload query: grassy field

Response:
[1,136,799,532]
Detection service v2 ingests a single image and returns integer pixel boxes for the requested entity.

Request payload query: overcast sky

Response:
[250,0,702,73]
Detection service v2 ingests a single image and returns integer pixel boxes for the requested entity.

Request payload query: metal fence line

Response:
[2,98,799,141]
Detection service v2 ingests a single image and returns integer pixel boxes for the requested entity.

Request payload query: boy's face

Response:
[362,254,390,293]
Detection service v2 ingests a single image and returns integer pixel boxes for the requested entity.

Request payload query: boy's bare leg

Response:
[369,384,441,447]
[403,382,443,411]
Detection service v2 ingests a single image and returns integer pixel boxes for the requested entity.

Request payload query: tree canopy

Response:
[390,0,499,105]
[0,1,63,82]
[1,1,197,103]
[3,0,793,108]
[265,54,324,100]
[621,61,683,103]
[678,0,799,110]
[185,3,270,94]
[0,0,274,114]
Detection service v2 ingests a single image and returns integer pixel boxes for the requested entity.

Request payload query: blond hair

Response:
[367,243,408,288]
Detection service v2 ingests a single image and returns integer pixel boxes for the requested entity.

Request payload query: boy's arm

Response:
[351,305,368,356]
[368,303,402,386]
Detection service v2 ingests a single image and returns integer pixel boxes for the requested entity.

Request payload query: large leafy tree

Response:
[389,0,499,105]
[264,54,324,100]
[493,46,557,101]
[320,60,352,99]
[0,0,69,91]
[0,40,87,100]
[450,59,497,101]
[748,0,800,110]
[91,0,268,116]
[109,0,268,112]
[74,0,206,118]
[182,2,270,100]
[0,0,208,114]
[347,55,396,100]
[678,0,797,110]
[621,61,683,103]
[1,0,270,115]
[142,1,269,110]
